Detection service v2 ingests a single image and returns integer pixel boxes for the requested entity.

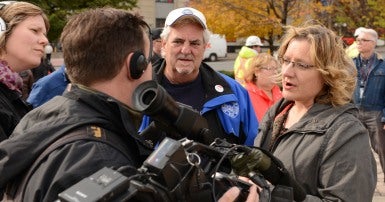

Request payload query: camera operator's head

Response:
[60,7,153,107]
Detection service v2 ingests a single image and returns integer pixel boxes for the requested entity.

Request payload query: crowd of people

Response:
[0,1,382,202]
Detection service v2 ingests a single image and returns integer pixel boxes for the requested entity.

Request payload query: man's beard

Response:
[175,66,194,74]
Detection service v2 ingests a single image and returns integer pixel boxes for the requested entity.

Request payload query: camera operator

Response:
[0,7,155,201]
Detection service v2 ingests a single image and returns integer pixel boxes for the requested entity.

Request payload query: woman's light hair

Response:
[277,23,357,106]
[244,53,280,83]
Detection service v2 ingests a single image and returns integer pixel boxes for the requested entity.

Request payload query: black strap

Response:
[4,125,135,202]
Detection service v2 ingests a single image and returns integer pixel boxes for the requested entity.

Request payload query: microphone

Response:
[230,147,306,201]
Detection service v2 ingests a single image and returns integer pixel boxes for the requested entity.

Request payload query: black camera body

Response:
[58,137,251,202]
[57,167,130,201]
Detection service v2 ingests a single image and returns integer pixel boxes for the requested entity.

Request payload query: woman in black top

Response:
[0,2,49,141]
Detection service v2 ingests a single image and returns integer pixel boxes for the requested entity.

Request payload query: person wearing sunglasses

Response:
[254,23,376,201]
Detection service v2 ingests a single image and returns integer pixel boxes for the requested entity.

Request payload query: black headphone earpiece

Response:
[129,51,148,79]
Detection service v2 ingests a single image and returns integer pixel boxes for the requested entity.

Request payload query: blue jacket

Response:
[140,60,258,146]
[353,53,385,122]
[27,65,69,108]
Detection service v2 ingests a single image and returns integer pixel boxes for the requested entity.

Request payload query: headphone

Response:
[0,1,17,37]
[0,17,6,37]
[129,51,149,79]
[128,23,153,80]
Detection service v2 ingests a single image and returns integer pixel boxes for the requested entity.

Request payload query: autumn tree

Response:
[189,0,313,54]
[311,0,385,37]
[24,0,137,44]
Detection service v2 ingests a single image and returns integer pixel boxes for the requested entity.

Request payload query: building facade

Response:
[135,0,189,28]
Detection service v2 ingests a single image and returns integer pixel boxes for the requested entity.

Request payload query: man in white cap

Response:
[245,35,263,53]
[233,35,263,85]
[140,7,258,147]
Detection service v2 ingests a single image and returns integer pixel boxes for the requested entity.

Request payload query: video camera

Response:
[132,79,214,146]
[57,81,306,202]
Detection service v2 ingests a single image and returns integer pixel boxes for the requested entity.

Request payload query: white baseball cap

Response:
[354,27,365,37]
[245,35,263,46]
[164,7,207,29]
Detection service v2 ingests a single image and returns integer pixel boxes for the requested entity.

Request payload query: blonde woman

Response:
[244,53,282,121]
[254,24,376,201]
[0,1,49,141]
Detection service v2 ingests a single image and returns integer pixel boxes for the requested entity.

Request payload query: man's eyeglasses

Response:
[356,39,374,43]
[278,57,315,70]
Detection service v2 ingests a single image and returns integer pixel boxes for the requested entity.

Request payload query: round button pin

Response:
[215,85,224,92]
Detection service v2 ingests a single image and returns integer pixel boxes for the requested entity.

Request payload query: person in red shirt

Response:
[244,53,282,121]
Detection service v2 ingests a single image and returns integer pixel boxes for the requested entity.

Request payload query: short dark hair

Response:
[60,7,150,85]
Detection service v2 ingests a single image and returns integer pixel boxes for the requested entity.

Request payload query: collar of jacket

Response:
[269,99,357,131]
[64,84,154,151]
[153,59,236,105]
[64,84,143,135]
[259,99,358,149]
[354,52,383,61]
